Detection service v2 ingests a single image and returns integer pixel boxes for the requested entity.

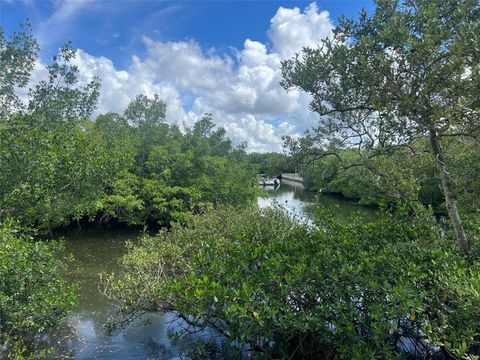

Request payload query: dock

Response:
[280,173,304,189]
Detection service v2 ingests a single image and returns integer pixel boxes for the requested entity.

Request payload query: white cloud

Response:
[27,2,332,152]
[268,2,334,59]
[71,50,191,127]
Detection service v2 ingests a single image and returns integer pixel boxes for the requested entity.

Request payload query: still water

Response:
[47,184,375,359]
[48,228,186,359]
[258,182,376,223]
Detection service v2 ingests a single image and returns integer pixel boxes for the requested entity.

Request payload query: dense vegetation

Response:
[247,152,294,177]
[102,0,480,359]
[0,221,75,358]
[297,139,470,212]
[0,93,257,231]
[0,23,256,357]
[1,0,480,358]
[281,0,480,255]
[103,207,480,359]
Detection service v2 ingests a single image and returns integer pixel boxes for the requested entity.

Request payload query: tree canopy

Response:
[281,0,480,254]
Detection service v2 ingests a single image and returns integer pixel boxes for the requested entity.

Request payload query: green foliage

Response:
[301,149,384,205]
[0,115,134,230]
[0,33,109,231]
[102,207,480,359]
[0,93,256,231]
[300,135,480,218]
[0,28,257,231]
[0,220,76,357]
[27,44,100,123]
[448,137,480,214]
[247,152,293,177]
[281,0,480,254]
[98,111,258,227]
[282,0,480,134]
[0,22,39,119]
[301,143,446,209]
[124,93,166,128]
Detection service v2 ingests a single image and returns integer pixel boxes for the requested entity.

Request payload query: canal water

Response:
[258,182,377,224]
[47,228,185,359]
[47,184,375,359]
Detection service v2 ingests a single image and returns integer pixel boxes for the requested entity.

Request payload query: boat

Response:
[259,177,280,187]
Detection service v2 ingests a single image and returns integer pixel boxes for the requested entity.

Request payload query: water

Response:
[46,183,375,359]
[47,228,190,359]
[258,182,376,224]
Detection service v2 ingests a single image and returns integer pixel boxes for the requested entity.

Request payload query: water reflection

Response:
[47,184,375,359]
[258,183,376,223]
[258,183,315,224]
[48,228,189,359]
[50,312,182,359]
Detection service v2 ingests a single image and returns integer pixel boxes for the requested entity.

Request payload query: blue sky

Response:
[1,0,374,152]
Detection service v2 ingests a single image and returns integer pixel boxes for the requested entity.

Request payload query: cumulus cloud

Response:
[28,2,332,152]
[268,2,334,59]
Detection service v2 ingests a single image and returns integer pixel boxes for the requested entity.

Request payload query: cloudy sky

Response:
[1,0,373,152]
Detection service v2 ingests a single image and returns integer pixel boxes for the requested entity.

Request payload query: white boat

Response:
[260,177,280,187]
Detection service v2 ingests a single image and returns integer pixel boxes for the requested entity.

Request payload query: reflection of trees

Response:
[267,184,376,223]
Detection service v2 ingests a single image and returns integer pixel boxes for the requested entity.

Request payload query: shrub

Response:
[102,207,480,359]
[0,220,76,357]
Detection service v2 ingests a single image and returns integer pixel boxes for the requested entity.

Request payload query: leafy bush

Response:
[0,220,76,357]
[102,207,480,359]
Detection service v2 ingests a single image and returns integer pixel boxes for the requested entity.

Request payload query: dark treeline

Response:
[247,152,295,177]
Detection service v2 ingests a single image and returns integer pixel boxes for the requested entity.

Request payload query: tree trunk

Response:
[429,130,469,255]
